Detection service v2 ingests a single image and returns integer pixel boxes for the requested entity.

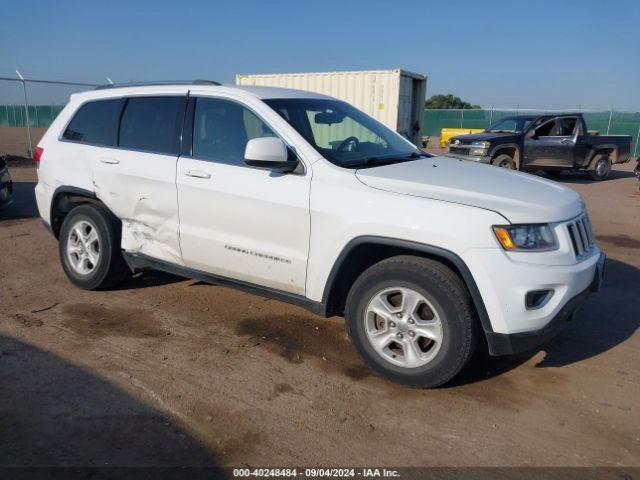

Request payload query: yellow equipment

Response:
[440,128,485,148]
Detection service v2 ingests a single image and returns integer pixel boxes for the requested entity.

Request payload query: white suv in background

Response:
[34,82,605,387]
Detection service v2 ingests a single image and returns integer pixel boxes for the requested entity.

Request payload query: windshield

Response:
[263,98,426,168]
[485,117,534,133]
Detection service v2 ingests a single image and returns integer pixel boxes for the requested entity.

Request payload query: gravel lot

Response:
[1,157,638,469]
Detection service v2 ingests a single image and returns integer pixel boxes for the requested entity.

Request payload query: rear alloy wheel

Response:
[587,154,611,181]
[345,256,478,388]
[66,219,101,276]
[492,154,516,170]
[59,204,130,290]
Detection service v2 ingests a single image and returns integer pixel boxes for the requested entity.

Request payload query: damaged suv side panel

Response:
[92,146,183,264]
[56,93,187,264]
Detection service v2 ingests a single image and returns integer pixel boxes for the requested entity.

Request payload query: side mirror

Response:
[527,130,538,140]
[244,137,299,172]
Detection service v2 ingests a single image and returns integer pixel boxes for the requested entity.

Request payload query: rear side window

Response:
[558,117,577,136]
[62,99,123,146]
[119,97,186,155]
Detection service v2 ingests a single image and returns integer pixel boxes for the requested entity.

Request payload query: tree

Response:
[425,94,480,109]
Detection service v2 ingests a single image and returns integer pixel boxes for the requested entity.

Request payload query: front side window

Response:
[264,98,423,168]
[118,96,185,155]
[486,117,533,133]
[531,118,558,137]
[62,99,123,146]
[192,98,276,166]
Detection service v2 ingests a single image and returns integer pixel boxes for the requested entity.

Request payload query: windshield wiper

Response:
[406,152,431,159]
[344,152,429,168]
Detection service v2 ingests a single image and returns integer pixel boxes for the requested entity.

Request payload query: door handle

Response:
[184,169,211,179]
[560,139,574,145]
[100,158,120,164]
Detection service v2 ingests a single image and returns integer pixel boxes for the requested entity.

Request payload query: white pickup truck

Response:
[34,82,605,387]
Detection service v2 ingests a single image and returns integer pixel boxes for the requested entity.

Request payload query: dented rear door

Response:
[92,94,187,264]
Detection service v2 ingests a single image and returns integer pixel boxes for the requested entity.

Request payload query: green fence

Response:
[2,104,639,156]
[0,105,65,127]
[423,109,640,156]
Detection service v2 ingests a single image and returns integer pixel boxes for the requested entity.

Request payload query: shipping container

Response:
[236,69,427,146]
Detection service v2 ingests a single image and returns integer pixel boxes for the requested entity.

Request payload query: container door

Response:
[410,77,426,146]
[397,75,426,146]
[397,76,412,142]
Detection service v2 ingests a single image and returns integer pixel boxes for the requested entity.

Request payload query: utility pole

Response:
[16,70,33,158]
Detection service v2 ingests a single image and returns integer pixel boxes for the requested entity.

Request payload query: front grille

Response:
[567,213,595,257]
[448,146,468,154]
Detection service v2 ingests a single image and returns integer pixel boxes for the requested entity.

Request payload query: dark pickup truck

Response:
[447,113,633,180]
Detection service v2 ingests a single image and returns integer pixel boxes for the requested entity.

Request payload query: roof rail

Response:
[94,79,222,90]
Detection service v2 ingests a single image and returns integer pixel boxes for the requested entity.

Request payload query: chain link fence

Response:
[0,104,65,127]
[2,73,639,159]
[0,73,101,158]
[423,108,640,157]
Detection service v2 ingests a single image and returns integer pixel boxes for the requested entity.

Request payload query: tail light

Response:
[33,146,43,168]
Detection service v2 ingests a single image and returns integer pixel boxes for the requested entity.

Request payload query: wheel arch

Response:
[490,143,521,169]
[49,186,109,238]
[587,146,617,168]
[320,236,493,335]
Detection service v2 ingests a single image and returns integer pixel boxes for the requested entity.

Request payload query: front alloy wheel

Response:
[492,154,516,170]
[365,287,443,368]
[345,256,478,388]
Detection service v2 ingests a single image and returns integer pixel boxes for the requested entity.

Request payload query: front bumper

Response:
[485,252,605,355]
[446,151,492,164]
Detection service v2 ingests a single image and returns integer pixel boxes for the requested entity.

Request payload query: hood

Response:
[451,132,518,144]
[355,157,583,224]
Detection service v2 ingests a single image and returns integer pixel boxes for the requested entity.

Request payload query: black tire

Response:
[587,154,611,181]
[345,256,479,388]
[59,204,130,290]
[492,154,516,170]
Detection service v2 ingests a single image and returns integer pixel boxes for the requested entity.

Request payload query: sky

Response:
[1,0,639,110]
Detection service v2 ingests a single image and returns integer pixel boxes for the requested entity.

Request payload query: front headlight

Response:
[493,224,558,251]
[470,141,490,156]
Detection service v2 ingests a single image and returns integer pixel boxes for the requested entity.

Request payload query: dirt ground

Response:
[0,126,47,157]
[1,156,639,470]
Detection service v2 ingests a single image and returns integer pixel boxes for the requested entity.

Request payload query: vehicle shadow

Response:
[0,334,225,477]
[0,181,38,221]
[534,168,636,184]
[115,271,186,290]
[448,257,639,386]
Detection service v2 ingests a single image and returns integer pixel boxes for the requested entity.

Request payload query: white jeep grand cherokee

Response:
[34,82,605,387]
